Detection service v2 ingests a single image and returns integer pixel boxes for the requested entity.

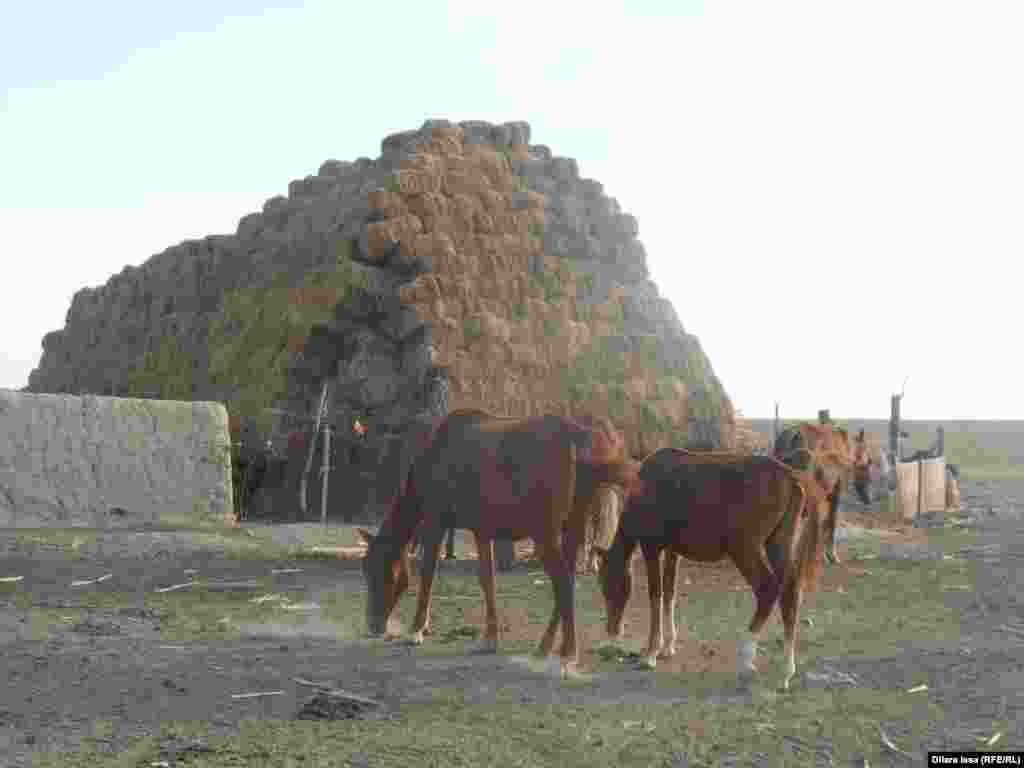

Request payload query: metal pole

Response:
[320,422,332,527]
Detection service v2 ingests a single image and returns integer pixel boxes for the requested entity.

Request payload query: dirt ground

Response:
[1,478,1022,766]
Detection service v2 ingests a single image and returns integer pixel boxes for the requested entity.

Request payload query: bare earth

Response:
[0,477,1021,766]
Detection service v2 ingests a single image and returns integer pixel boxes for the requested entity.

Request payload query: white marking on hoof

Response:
[737,638,758,675]
[471,637,499,655]
[560,660,582,679]
[640,655,658,670]
[782,649,796,690]
[410,629,425,645]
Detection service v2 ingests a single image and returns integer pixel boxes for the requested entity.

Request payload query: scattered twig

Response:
[984,731,1003,747]
[622,720,656,732]
[281,602,320,611]
[994,624,1024,638]
[251,593,290,604]
[879,726,916,760]
[155,581,196,593]
[71,574,113,587]
[0,575,24,583]
[292,678,380,707]
[293,676,333,689]
[906,684,928,694]
[271,568,303,575]
[203,580,263,591]
[231,691,285,699]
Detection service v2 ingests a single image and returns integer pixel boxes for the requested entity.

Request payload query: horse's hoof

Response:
[410,630,426,645]
[657,645,677,660]
[470,638,499,655]
[737,669,756,690]
[560,660,580,679]
[640,655,658,670]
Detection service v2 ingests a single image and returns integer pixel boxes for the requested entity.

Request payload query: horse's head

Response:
[566,415,627,464]
[593,535,633,639]
[358,527,411,637]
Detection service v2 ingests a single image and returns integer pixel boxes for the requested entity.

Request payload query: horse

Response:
[358,409,627,674]
[594,447,829,691]
[772,422,853,564]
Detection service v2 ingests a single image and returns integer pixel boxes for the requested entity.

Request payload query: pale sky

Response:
[2,1,1020,420]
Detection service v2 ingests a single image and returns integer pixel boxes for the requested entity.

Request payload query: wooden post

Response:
[772,402,779,445]
[889,394,901,463]
[320,422,332,527]
[299,380,330,518]
[916,459,924,519]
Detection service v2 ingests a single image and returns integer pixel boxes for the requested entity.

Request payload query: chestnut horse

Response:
[595,448,827,690]
[772,422,854,564]
[359,409,626,674]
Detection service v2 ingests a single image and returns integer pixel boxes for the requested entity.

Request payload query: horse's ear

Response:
[356,528,375,546]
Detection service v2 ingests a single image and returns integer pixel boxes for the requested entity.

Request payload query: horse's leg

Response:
[640,542,664,670]
[779,574,803,691]
[472,532,499,654]
[534,541,576,672]
[825,486,841,564]
[557,519,585,669]
[445,527,457,560]
[730,542,782,687]
[658,551,680,660]
[535,541,562,657]
[409,524,444,645]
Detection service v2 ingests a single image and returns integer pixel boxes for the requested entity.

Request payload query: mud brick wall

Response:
[0,390,234,527]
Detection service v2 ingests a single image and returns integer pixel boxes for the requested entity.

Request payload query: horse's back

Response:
[625,452,797,550]
[411,412,582,535]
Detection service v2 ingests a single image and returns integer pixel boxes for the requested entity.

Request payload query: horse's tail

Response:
[793,477,824,593]
[766,471,821,594]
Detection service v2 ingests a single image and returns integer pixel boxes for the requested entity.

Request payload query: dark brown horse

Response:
[359,409,626,674]
[772,422,853,564]
[595,448,827,690]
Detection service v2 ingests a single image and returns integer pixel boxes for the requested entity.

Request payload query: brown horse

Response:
[772,422,853,564]
[594,448,828,690]
[359,409,626,674]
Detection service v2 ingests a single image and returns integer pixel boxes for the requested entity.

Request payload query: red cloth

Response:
[287,431,306,452]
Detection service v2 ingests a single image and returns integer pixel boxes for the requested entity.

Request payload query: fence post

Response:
[890,394,901,463]
[772,402,779,445]
[299,380,330,519]
[320,422,332,527]
[916,459,923,519]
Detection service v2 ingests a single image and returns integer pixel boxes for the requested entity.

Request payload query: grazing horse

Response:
[595,448,828,691]
[772,422,853,564]
[359,409,626,674]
